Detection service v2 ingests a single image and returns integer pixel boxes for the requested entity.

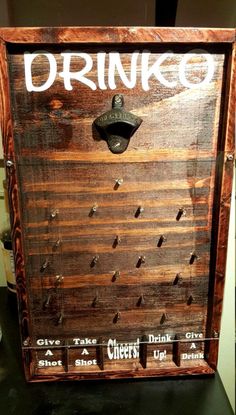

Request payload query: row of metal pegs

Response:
[49,206,187,220]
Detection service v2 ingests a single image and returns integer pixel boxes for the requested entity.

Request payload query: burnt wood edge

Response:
[25,364,216,383]
[0,27,235,44]
[0,40,33,379]
[205,43,235,370]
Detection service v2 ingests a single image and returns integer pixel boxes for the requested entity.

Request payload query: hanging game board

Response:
[0,27,235,382]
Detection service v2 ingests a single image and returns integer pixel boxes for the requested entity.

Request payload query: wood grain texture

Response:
[0,27,234,382]
[0,40,31,353]
[0,27,235,44]
[206,43,235,370]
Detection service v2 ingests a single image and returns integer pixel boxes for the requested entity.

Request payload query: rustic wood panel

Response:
[0,27,234,382]
[31,307,208,336]
[29,278,209,315]
[25,246,210,276]
[24,230,210,254]
[8,49,224,162]
[27,262,213,289]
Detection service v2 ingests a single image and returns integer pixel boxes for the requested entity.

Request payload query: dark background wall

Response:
[0,0,235,27]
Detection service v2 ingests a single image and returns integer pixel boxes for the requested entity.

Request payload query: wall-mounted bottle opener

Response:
[93,94,142,154]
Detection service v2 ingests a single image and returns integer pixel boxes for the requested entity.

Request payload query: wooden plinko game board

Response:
[0,27,235,382]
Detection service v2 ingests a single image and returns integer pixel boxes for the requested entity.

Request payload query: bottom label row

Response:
[33,337,207,372]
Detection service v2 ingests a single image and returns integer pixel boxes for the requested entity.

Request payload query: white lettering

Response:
[72,338,97,345]
[108,51,138,90]
[81,348,89,355]
[97,52,107,90]
[148,333,172,343]
[36,339,61,346]
[24,50,215,92]
[45,349,53,356]
[179,49,214,89]
[185,332,203,339]
[24,52,57,92]
[182,352,204,360]
[141,50,177,90]
[75,359,97,366]
[38,360,62,367]
[59,52,96,91]
[153,350,167,361]
[107,338,139,360]
[190,343,197,349]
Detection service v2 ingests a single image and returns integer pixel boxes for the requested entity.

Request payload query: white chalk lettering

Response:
[24,50,215,92]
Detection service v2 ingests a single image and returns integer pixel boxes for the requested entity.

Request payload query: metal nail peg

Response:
[113,270,120,281]
[92,295,99,307]
[137,295,145,306]
[113,235,121,248]
[44,294,51,309]
[160,313,167,325]
[116,235,121,244]
[54,239,61,249]
[176,207,186,221]
[113,312,121,324]
[91,255,99,267]
[50,209,59,219]
[135,206,144,218]
[137,255,146,268]
[189,252,199,264]
[140,256,146,263]
[187,295,194,305]
[116,178,123,186]
[89,204,98,216]
[157,235,167,247]
[173,273,182,285]
[55,274,64,287]
[57,313,63,325]
[92,204,98,212]
[40,259,49,273]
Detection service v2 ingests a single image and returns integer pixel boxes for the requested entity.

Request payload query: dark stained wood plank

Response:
[206,43,236,370]
[0,40,32,357]
[27,262,213,289]
[29,277,209,315]
[25,244,210,276]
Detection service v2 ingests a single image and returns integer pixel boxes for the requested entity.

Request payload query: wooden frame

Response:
[0,27,235,382]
